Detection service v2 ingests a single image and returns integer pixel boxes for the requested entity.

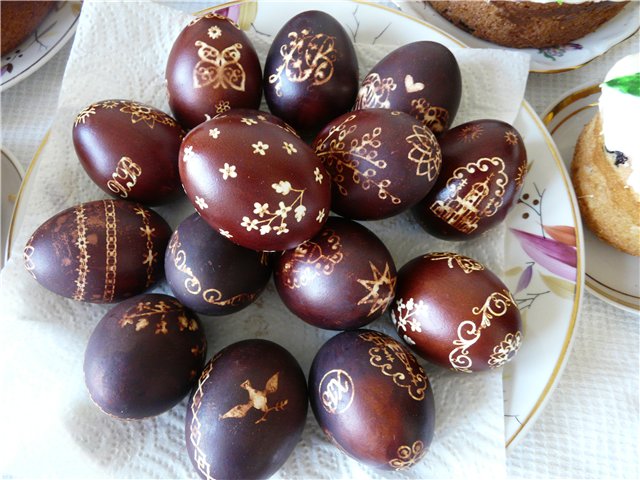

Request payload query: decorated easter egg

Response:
[354,41,461,134]
[165,212,272,316]
[312,109,441,220]
[274,216,397,330]
[166,12,262,129]
[179,114,331,251]
[412,119,527,240]
[84,294,207,419]
[24,200,171,303]
[309,329,435,470]
[73,99,184,205]
[391,252,522,372]
[264,10,358,135]
[185,339,308,479]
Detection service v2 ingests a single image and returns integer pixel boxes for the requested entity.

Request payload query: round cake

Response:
[0,1,56,56]
[427,0,628,49]
[571,53,640,256]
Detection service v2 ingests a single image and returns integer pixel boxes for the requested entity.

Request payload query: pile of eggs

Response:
[23,9,527,478]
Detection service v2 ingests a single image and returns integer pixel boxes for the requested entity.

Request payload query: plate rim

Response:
[0,3,81,92]
[541,82,640,313]
[6,0,584,452]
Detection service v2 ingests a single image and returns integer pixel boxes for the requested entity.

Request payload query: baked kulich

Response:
[571,54,640,256]
[1,1,56,56]
[427,0,629,49]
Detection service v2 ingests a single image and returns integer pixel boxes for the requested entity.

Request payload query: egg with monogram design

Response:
[309,329,435,470]
[165,212,272,316]
[185,339,308,480]
[179,112,331,251]
[166,12,262,129]
[312,109,442,220]
[391,252,523,372]
[354,41,461,135]
[412,119,528,240]
[84,294,207,419]
[24,200,172,303]
[264,10,359,136]
[274,216,396,330]
[72,99,184,205]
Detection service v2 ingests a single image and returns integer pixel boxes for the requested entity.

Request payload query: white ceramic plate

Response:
[9,0,583,451]
[0,1,81,91]
[542,84,639,313]
[405,1,639,73]
[1,147,25,270]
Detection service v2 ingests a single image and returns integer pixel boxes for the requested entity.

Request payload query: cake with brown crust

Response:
[1,1,56,56]
[571,54,640,256]
[427,0,628,49]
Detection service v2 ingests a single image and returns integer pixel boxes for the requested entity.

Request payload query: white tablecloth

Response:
[1,1,638,479]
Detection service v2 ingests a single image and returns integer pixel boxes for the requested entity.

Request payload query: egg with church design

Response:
[412,119,527,240]
[24,199,172,303]
[84,294,207,419]
[308,329,435,471]
[391,252,523,372]
[179,113,331,251]
[312,109,442,220]
[165,212,272,316]
[274,216,397,330]
[185,339,308,480]
[166,12,262,129]
[354,41,462,134]
[72,99,184,205]
[263,10,359,135]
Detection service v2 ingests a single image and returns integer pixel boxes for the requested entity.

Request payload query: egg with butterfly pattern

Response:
[166,12,262,129]
[354,41,461,135]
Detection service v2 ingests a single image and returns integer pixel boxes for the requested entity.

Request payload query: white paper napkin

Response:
[0,1,529,478]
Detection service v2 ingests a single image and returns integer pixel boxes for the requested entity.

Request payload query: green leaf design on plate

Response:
[603,73,640,97]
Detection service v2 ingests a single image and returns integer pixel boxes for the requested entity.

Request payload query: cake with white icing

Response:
[571,53,640,256]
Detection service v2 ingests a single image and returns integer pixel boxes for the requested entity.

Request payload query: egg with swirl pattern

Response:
[412,119,527,240]
[84,293,207,419]
[263,10,358,136]
[312,109,442,220]
[179,113,331,251]
[390,252,523,373]
[166,12,262,129]
[73,99,184,205]
[23,200,171,303]
[309,329,435,471]
[354,41,461,135]
[165,212,272,316]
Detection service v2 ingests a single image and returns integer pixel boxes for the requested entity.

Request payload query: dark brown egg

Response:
[166,13,262,129]
[274,217,396,330]
[84,294,207,419]
[185,339,308,480]
[309,329,435,471]
[165,212,272,316]
[179,115,331,251]
[412,119,527,240]
[72,99,184,205]
[23,200,171,303]
[214,108,300,137]
[312,109,441,220]
[264,10,358,135]
[354,41,461,134]
[391,252,522,372]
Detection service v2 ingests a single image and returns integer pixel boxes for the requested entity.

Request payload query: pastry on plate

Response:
[571,53,640,256]
[0,1,56,56]
[427,0,629,49]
